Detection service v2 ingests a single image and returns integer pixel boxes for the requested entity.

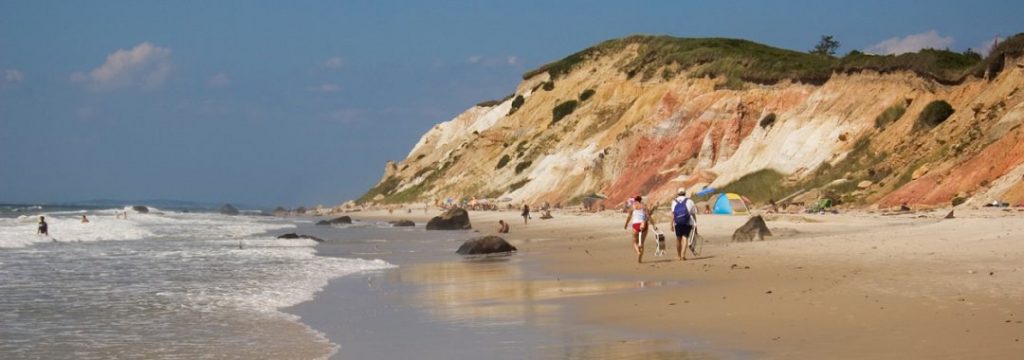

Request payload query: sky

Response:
[1,0,1021,207]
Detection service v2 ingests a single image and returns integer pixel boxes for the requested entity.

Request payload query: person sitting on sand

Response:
[37,216,48,236]
[498,220,510,233]
[81,215,89,223]
[623,196,658,263]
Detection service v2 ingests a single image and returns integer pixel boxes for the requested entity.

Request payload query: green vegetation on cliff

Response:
[524,33,1024,85]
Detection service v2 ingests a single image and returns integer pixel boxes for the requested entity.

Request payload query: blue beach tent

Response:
[712,193,752,215]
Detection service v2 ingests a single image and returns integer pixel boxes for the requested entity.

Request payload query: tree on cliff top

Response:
[811,35,840,57]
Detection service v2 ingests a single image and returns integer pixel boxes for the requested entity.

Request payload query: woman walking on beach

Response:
[521,204,530,225]
[623,196,657,263]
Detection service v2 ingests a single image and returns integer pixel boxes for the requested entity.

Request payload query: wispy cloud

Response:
[866,30,954,55]
[327,108,366,123]
[4,69,24,83]
[324,56,344,69]
[466,55,483,64]
[207,72,231,87]
[311,83,340,93]
[506,56,520,66]
[71,42,173,91]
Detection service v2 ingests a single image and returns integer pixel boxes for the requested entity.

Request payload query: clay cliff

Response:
[360,34,1024,210]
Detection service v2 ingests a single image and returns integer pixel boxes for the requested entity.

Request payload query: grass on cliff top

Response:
[523,33,1024,84]
[524,35,834,84]
[836,49,981,84]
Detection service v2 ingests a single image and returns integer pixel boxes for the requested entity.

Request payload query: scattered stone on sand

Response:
[389,219,415,227]
[456,235,516,255]
[276,233,325,242]
[426,208,472,230]
[945,210,955,219]
[219,203,240,215]
[857,180,873,189]
[732,215,773,242]
[132,205,149,213]
[316,216,352,226]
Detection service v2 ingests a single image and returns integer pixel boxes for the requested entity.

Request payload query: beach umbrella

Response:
[696,187,717,197]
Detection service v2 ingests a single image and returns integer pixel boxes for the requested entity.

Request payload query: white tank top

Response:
[631,208,647,224]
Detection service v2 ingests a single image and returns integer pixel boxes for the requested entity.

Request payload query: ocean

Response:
[0,204,393,359]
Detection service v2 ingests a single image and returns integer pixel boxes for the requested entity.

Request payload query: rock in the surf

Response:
[219,204,240,215]
[732,215,772,242]
[456,235,516,255]
[315,216,352,226]
[389,220,415,227]
[276,233,325,242]
[132,205,149,213]
[426,208,472,230]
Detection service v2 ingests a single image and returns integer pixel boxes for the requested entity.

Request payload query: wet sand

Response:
[301,207,1024,359]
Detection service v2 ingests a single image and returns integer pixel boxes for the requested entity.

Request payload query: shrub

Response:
[874,103,907,129]
[552,100,579,124]
[579,89,596,101]
[542,81,555,91]
[514,161,533,174]
[508,95,526,116]
[495,154,511,169]
[916,100,954,130]
[508,178,530,192]
[951,196,966,207]
[759,113,776,129]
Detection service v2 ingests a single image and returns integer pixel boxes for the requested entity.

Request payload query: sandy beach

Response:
[339,207,1024,359]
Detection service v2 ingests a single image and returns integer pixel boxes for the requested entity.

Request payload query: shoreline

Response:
[299,207,1024,358]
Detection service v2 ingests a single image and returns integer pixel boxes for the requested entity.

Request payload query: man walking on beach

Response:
[669,188,697,261]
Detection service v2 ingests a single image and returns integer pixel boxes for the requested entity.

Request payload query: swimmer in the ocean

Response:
[38,216,48,236]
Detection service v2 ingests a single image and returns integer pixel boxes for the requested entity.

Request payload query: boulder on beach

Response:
[732,215,773,242]
[272,207,288,216]
[390,220,415,227]
[426,208,472,230]
[276,233,325,242]
[219,204,240,215]
[456,235,517,255]
[131,205,149,213]
[316,216,352,226]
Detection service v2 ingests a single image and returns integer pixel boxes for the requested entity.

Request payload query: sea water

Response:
[0,205,393,359]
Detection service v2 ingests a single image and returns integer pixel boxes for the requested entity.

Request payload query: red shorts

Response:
[631,223,646,232]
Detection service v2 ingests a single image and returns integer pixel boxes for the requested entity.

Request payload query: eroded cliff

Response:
[360,34,1024,209]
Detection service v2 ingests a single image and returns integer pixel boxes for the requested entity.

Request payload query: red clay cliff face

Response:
[881,126,1024,207]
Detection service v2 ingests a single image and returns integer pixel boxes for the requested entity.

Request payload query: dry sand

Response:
[353,207,1024,358]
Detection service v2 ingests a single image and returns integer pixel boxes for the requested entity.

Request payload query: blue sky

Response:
[1,0,1020,207]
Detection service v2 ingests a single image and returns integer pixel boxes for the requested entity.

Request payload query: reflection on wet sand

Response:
[391,258,643,326]
[388,257,709,358]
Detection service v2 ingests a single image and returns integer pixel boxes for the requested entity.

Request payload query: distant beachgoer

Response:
[498,220,510,233]
[37,216,48,236]
[623,196,658,263]
[81,215,89,223]
[669,188,697,261]
[521,204,531,224]
[704,204,711,214]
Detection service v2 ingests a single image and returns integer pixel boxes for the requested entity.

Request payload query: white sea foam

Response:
[0,210,396,358]
[0,210,293,248]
